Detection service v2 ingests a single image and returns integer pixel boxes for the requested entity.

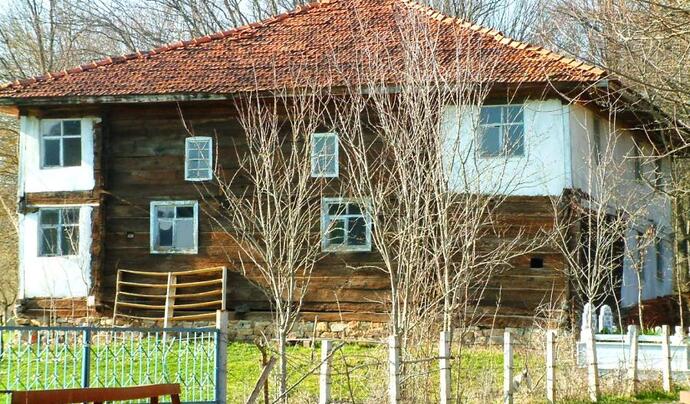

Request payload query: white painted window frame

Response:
[150,200,199,254]
[478,104,525,157]
[311,132,339,178]
[321,197,372,252]
[39,119,82,169]
[184,136,213,181]
[37,207,80,257]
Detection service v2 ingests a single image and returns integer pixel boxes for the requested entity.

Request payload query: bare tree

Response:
[201,82,332,402]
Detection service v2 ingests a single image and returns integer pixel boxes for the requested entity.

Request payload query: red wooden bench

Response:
[9,383,181,404]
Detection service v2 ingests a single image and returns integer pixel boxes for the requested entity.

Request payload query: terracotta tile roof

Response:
[0,0,606,100]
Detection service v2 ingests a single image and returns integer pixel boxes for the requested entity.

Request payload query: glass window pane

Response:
[61,226,79,255]
[505,106,523,124]
[40,227,58,256]
[480,127,501,156]
[348,217,367,245]
[328,203,347,216]
[347,203,362,215]
[313,137,327,156]
[42,121,61,137]
[61,208,79,225]
[63,137,82,166]
[158,220,173,247]
[188,160,202,170]
[174,219,194,250]
[157,206,175,219]
[506,125,524,156]
[63,120,81,136]
[40,209,59,225]
[43,139,61,167]
[188,148,201,159]
[480,106,501,124]
[326,218,345,246]
[176,206,194,218]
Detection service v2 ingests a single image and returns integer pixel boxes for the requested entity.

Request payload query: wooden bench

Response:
[9,383,181,404]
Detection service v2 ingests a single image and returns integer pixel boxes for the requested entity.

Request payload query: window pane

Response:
[480,107,501,124]
[63,137,82,166]
[313,137,327,156]
[347,203,362,215]
[157,206,175,219]
[505,125,524,156]
[42,122,61,137]
[43,139,61,167]
[174,219,194,250]
[63,120,81,136]
[328,203,347,216]
[326,218,345,245]
[40,227,58,256]
[61,208,79,225]
[319,156,336,175]
[176,206,194,218]
[61,226,79,255]
[40,209,59,225]
[188,160,202,170]
[158,220,173,247]
[480,127,501,156]
[348,217,367,245]
[505,106,523,124]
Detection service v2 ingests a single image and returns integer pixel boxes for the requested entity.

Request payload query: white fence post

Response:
[584,326,599,402]
[628,325,638,395]
[503,330,513,404]
[662,325,672,392]
[545,330,556,403]
[439,331,451,404]
[388,335,400,404]
[319,340,332,404]
[215,310,229,404]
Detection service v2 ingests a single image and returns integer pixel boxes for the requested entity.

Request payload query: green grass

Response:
[0,337,684,403]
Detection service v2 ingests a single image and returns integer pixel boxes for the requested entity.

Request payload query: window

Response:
[311,133,338,177]
[39,208,79,256]
[592,115,602,165]
[655,234,664,281]
[632,147,642,181]
[321,198,371,252]
[40,119,82,168]
[185,137,213,181]
[150,201,198,254]
[478,105,524,157]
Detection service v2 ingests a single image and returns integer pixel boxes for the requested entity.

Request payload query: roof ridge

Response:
[0,0,337,91]
[397,0,606,78]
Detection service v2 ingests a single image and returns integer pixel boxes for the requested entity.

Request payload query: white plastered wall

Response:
[18,206,93,298]
[18,116,98,194]
[442,99,570,196]
[568,104,673,306]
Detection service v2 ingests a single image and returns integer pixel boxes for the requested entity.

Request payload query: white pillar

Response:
[439,331,451,404]
[319,340,332,404]
[628,325,639,395]
[546,330,556,403]
[503,330,513,404]
[388,335,400,404]
[215,310,229,404]
[662,325,672,392]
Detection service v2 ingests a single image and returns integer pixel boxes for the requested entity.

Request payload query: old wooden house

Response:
[0,0,674,329]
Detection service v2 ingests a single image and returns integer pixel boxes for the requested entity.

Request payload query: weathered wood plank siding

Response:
[23,101,567,325]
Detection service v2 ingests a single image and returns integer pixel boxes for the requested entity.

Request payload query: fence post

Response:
[215,310,229,404]
[439,331,451,404]
[545,330,556,403]
[388,335,400,404]
[319,340,332,404]
[628,325,638,395]
[503,330,513,404]
[662,324,672,392]
[81,328,91,388]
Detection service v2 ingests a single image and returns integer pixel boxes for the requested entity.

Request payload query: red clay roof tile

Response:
[0,0,606,100]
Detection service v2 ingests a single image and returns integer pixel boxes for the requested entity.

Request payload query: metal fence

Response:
[0,325,220,404]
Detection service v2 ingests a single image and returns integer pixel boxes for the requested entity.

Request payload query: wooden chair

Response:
[9,383,181,404]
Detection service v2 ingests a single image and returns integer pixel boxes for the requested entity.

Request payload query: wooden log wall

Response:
[22,101,568,325]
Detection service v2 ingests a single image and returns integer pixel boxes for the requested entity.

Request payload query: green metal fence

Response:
[0,325,219,403]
